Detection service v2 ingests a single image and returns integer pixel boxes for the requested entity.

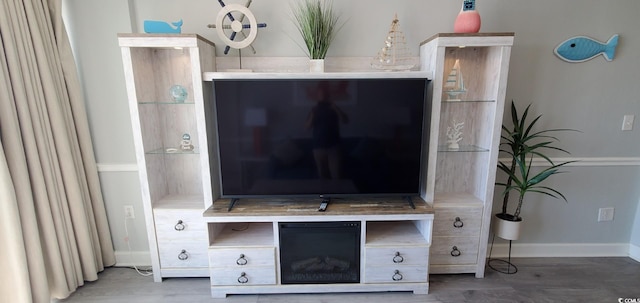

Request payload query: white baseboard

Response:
[97,163,138,172]
[486,243,630,258]
[114,250,152,267]
[630,244,640,262]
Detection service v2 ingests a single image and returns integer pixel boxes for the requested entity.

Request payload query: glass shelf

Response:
[437,145,489,152]
[138,101,195,105]
[146,147,200,155]
[441,99,496,103]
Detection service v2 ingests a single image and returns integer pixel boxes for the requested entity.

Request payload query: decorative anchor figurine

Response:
[447,120,465,150]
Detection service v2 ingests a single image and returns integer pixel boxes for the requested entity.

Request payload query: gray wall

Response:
[64,0,640,263]
[64,0,149,256]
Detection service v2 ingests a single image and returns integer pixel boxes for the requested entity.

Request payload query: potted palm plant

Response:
[495,101,576,240]
[290,0,344,72]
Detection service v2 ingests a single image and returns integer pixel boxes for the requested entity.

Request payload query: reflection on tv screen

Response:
[210,78,429,197]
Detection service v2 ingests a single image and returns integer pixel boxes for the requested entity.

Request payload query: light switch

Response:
[622,115,634,131]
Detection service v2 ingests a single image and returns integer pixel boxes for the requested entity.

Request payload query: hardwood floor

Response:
[56,257,640,303]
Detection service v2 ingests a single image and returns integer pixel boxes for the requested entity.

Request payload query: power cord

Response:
[124,216,153,277]
[231,222,250,231]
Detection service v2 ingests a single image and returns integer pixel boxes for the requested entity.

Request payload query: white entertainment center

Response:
[118,32,513,298]
[203,198,432,297]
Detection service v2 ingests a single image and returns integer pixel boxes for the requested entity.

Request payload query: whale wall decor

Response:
[143,19,183,34]
[554,34,619,63]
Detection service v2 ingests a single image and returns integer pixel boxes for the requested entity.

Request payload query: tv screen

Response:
[209,77,429,198]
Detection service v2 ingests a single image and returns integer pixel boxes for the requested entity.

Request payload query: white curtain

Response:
[0,0,116,301]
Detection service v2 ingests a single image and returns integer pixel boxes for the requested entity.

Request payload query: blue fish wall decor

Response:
[144,19,183,34]
[554,34,619,63]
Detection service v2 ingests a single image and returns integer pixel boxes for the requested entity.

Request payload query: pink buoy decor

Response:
[454,0,481,33]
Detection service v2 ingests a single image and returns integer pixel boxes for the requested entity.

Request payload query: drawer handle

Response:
[451,246,461,257]
[392,252,404,263]
[236,254,248,265]
[174,220,186,231]
[453,217,464,228]
[392,270,403,281]
[178,249,189,260]
[237,272,248,284]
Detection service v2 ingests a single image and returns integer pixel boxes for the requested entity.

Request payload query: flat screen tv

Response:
[208,77,430,201]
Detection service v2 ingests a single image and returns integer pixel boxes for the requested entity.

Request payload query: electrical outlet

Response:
[597,207,614,222]
[124,205,135,219]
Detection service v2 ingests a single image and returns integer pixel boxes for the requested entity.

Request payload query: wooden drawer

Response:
[430,236,479,265]
[208,247,275,268]
[433,207,482,237]
[210,267,276,286]
[153,209,207,239]
[365,246,428,266]
[364,265,427,283]
[154,209,207,240]
[159,242,208,268]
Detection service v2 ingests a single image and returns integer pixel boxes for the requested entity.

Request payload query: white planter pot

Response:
[494,214,522,241]
[309,59,325,72]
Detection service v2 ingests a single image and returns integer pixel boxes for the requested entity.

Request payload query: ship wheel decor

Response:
[208,0,267,57]
[371,14,417,71]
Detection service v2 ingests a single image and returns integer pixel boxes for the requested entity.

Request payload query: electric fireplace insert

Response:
[279,221,361,284]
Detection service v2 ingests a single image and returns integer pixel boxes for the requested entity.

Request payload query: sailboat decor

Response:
[371,14,417,71]
[444,59,467,101]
